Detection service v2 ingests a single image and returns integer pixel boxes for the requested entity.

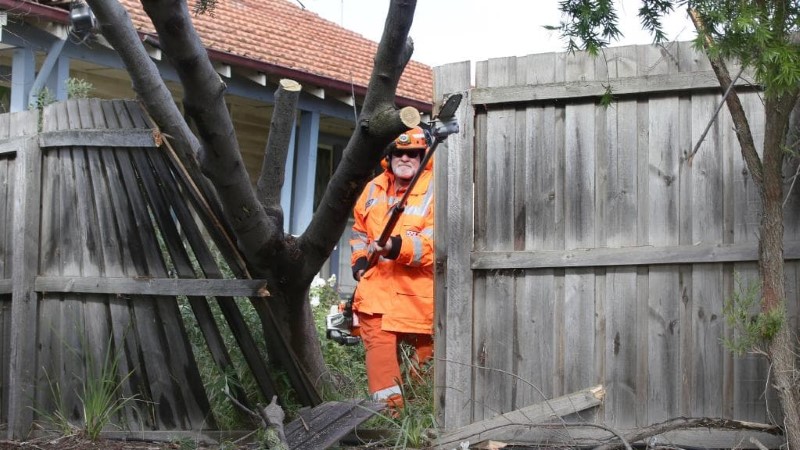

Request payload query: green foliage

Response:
[35,371,76,436]
[66,77,94,99]
[193,0,218,15]
[180,295,268,430]
[310,275,369,400]
[599,84,614,107]
[355,343,436,448]
[392,345,436,448]
[722,274,786,356]
[35,337,141,441]
[638,0,676,43]
[31,77,93,114]
[692,0,800,97]
[554,0,800,98]
[79,344,139,440]
[546,0,622,55]
[33,87,55,110]
[311,275,437,447]
[170,436,200,449]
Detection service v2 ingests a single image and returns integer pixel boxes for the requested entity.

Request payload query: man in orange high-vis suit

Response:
[349,126,434,413]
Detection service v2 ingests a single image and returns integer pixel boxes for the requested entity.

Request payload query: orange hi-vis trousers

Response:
[358,312,433,403]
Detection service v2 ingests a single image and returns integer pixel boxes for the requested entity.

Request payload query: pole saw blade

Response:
[436,93,462,121]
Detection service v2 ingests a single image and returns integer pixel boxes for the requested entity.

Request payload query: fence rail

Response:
[433,41,800,442]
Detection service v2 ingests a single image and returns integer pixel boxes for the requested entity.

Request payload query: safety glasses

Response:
[390,149,423,159]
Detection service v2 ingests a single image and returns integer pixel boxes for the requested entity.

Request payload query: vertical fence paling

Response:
[7,108,42,440]
[433,61,473,430]
[436,41,800,431]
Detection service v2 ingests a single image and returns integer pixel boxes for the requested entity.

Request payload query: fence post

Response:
[8,130,42,439]
[433,61,474,430]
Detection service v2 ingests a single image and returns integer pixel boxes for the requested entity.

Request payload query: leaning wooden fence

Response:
[433,41,800,444]
[0,99,318,441]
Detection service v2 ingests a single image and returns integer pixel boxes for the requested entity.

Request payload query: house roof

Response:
[7,0,433,112]
[117,0,433,111]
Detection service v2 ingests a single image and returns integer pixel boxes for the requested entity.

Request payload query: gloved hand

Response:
[368,239,393,258]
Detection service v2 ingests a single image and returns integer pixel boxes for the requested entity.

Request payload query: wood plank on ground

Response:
[433,385,605,449]
[285,400,384,450]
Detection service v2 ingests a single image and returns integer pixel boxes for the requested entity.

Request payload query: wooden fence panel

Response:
[433,61,473,430]
[600,45,645,427]
[0,105,15,423]
[436,41,796,436]
[0,109,13,425]
[515,51,565,408]
[474,56,519,420]
[7,109,41,439]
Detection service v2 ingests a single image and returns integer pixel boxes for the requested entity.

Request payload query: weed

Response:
[311,275,369,400]
[170,436,198,449]
[35,371,78,436]
[81,336,142,440]
[35,336,141,441]
[65,77,93,99]
[723,273,786,355]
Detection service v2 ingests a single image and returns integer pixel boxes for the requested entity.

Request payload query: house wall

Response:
[0,19,360,290]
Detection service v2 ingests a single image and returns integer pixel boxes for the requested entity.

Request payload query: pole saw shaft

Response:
[366,92,462,266]
[367,138,441,267]
[327,93,462,346]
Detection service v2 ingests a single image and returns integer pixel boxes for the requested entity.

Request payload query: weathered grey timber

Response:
[433,40,797,447]
[0,99,319,440]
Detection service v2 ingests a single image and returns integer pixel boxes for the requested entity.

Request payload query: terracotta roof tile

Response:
[118,0,433,109]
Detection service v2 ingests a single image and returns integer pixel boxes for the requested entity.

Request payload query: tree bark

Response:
[88,0,422,397]
[257,79,301,230]
[761,93,800,450]
[690,9,800,449]
[139,0,282,269]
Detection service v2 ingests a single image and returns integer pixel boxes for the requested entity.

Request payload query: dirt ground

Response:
[0,436,237,449]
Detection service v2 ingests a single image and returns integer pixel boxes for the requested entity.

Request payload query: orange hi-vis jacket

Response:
[350,161,434,334]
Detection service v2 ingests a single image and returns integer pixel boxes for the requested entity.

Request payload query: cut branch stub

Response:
[257,78,302,230]
[279,78,301,93]
[399,106,421,128]
[361,106,420,140]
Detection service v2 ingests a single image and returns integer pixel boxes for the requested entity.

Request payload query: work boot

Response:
[383,393,404,419]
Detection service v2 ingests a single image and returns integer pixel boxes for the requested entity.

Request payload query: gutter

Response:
[0,0,432,113]
[0,0,68,24]
[205,43,433,113]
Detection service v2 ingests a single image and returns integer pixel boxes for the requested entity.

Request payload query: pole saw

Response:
[326,93,463,346]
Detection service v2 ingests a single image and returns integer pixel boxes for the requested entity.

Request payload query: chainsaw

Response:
[326,93,463,346]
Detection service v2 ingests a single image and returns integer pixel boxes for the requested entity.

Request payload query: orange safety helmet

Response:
[394,126,428,151]
[383,126,430,173]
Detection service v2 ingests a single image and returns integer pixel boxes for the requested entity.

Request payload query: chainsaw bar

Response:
[436,93,462,121]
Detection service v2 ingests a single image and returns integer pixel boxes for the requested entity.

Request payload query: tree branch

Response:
[85,0,202,180]
[257,79,302,230]
[296,0,421,285]
[687,66,745,167]
[689,8,764,188]
[86,0,243,270]
[140,0,281,269]
[594,417,782,450]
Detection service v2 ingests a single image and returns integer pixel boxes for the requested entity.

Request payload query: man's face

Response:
[390,148,423,182]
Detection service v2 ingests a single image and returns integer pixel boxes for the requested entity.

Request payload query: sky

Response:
[301,0,696,68]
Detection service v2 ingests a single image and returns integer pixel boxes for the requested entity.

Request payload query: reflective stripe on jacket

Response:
[349,163,434,334]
